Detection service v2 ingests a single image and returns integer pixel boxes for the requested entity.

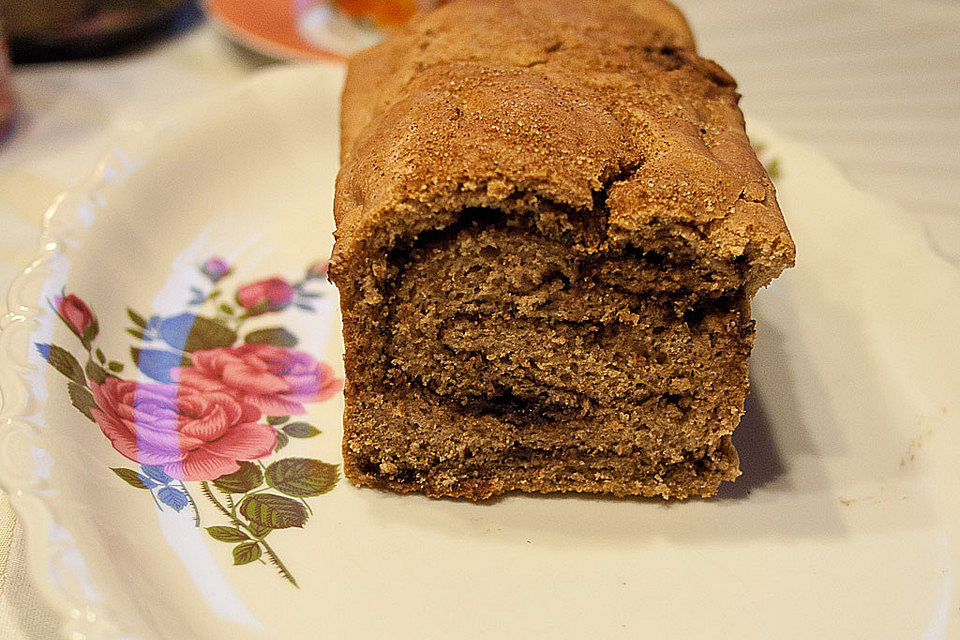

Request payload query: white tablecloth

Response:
[1,2,958,638]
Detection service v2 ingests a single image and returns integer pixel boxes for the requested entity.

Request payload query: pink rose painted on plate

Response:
[90,377,277,481]
[175,344,342,416]
[54,293,98,344]
[235,277,296,314]
[37,257,341,586]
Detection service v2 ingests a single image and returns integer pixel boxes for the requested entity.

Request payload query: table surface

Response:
[1,2,958,638]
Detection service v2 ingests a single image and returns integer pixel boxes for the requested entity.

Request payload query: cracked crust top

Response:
[332,0,795,300]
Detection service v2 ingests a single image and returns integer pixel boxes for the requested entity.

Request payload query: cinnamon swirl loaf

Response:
[331,0,795,499]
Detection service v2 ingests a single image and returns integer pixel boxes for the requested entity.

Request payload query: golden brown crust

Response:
[338,0,697,163]
[334,0,794,295]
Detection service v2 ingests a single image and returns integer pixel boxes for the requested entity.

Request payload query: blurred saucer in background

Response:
[204,0,441,61]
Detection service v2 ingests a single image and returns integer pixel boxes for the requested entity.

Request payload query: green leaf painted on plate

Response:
[274,431,290,452]
[766,158,782,180]
[85,360,107,385]
[68,382,97,421]
[244,327,298,348]
[233,541,262,565]
[111,467,154,490]
[267,415,290,426]
[38,344,85,386]
[242,300,270,317]
[247,522,272,538]
[206,526,250,543]
[282,422,319,438]
[158,313,237,353]
[212,461,263,494]
[127,308,147,329]
[265,458,339,498]
[81,324,98,346]
[240,493,307,529]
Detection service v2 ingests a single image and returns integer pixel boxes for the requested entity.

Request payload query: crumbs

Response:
[898,408,947,469]
[839,409,946,506]
[838,492,909,507]
[839,482,909,507]
[900,420,940,469]
[839,495,881,507]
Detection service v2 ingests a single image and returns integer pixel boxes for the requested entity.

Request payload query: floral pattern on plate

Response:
[36,257,341,586]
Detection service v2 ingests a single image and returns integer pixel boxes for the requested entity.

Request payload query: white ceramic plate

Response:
[1,65,958,640]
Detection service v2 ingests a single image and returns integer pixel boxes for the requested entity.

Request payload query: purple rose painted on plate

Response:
[200,256,232,282]
[175,344,341,416]
[36,261,340,586]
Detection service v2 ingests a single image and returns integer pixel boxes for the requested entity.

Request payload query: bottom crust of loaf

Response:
[344,431,739,500]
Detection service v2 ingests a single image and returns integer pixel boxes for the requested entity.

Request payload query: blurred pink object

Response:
[0,17,13,138]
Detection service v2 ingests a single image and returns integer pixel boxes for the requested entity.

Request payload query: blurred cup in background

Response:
[0,0,95,37]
